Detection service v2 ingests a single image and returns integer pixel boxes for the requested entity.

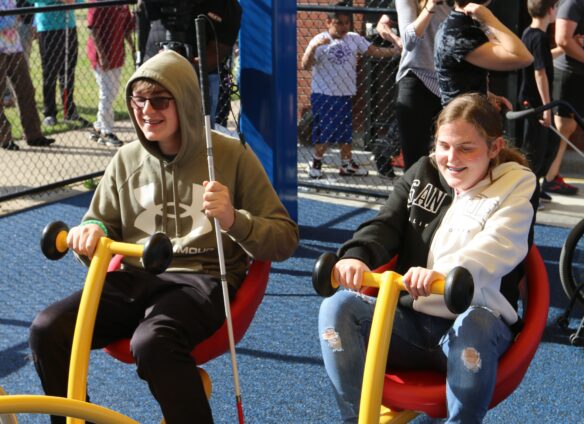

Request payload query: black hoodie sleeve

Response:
[337,160,420,269]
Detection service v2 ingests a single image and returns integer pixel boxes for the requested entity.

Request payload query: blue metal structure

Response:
[239,0,298,221]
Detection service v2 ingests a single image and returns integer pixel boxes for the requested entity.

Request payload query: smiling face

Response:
[435,119,503,194]
[131,82,181,155]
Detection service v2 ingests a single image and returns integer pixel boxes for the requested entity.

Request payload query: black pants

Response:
[29,269,227,424]
[0,52,42,143]
[38,28,79,119]
[520,115,560,180]
[396,73,442,170]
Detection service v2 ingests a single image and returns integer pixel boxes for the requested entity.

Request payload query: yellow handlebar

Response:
[332,269,446,294]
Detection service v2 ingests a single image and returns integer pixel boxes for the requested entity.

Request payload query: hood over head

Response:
[125,50,205,163]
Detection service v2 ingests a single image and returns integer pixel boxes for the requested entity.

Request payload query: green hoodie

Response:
[82,51,299,288]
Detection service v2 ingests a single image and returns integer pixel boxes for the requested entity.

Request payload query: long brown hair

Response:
[434,93,528,168]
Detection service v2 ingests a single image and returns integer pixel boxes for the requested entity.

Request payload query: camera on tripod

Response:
[143,0,202,59]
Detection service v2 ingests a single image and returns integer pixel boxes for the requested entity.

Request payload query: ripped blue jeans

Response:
[318,289,513,424]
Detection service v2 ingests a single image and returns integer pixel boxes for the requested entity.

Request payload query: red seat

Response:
[379,245,549,417]
[104,255,271,365]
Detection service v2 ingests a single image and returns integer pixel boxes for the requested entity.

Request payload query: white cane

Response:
[506,100,584,161]
[548,125,584,161]
[195,16,245,424]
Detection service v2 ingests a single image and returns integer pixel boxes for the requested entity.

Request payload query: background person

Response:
[319,93,536,423]
[32,0,89,127]
[303,2,400,179]
[29,50,299,424]
[2,0,35,106]
[142,0,241,122]
[86,0,134,147]
[518,0,562,209]
[0,0,54,150]
[542,0,583,196]
[377,0,451,170]
[434,0,533,107]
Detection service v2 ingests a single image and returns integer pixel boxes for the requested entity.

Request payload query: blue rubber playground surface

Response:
[0,192,583,423]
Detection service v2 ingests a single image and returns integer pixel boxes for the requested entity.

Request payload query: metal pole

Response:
[195,15,245,424]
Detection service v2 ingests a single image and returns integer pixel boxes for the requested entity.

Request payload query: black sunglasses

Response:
[129,96,174,111]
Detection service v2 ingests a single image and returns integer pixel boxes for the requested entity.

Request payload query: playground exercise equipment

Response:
[0,221,173,423]
[312,252,474,314]
[0,221,270,423]
[507,100,584,346]
[312,245,549,423]
[557,219,584,346]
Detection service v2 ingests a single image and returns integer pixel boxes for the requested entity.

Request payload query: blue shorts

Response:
[311,93,353,144]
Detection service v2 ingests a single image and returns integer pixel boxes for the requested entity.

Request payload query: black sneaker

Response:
[64,115,90,128]
[27,136,55,146]
[539,190,552,203]
[542,175,578,196]
[339,160,369,176]
[88,126,101,142]
[1,140,19,150]
[307,158,323,178]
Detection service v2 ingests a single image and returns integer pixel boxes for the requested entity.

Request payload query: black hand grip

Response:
[312,252,340,297]
[142,232,173,274]
[41,221,69,260]
[506,99,562,121]
[195,16,210,117]
[444,266,474,314]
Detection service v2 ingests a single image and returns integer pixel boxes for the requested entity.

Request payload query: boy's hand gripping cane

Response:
[195,16,245,424]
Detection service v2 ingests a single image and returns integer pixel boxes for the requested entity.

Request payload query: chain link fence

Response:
[0,0,239,215]
[1,1,400,215]
[297,1,402,200]
[0,1,138,214]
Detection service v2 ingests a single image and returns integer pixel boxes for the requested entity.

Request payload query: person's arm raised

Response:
[463,4,533,71]
[376,14,403,48]
[301,37,330,70]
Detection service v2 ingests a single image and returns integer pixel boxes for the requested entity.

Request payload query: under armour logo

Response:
[133,183,212,238]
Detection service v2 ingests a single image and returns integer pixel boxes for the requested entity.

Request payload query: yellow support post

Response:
[358,272,401,424]
[0,395,138,424]
[66,238,144,424]
[356,271,446,424]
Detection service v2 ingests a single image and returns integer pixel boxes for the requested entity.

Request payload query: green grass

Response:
[5,9,136,139]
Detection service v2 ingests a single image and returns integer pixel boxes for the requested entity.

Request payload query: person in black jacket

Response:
[141,0,241,121]
[318,93,537,423]
[434,0,532,107]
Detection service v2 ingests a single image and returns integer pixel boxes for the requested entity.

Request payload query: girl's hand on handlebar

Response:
[402,267,445,300]
[67,224,106,260]
[334,258,371,291]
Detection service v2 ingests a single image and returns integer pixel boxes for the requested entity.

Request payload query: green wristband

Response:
[81,219,109,237]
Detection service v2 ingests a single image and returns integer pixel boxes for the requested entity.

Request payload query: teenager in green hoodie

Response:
[29,50,299,424]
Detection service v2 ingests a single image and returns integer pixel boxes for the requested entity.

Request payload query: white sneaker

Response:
[98,132,123,147]
[307,159,322,179]
[43,116,57,126]
[340,160,368,176]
